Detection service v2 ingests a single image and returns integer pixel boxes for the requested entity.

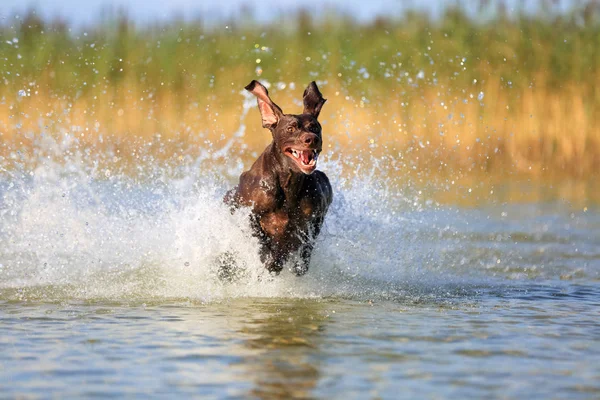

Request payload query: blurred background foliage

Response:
[1,0,600,179]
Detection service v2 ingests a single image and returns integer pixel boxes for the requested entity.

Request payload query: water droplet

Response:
[477,91,485,101]
[18,89,27,97]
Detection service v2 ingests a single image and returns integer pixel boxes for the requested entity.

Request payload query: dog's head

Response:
[245,80,326,175]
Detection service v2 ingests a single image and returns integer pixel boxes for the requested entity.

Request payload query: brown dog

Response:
[224,80,332,275]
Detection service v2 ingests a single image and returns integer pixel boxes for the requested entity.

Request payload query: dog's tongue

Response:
[300,150,312,164]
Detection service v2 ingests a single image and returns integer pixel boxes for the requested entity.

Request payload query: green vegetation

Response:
[2,2,600,176]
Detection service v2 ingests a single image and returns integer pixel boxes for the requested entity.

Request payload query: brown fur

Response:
[224,81,332,275]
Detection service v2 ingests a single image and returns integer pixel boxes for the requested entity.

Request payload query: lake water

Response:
[1,136,599,398]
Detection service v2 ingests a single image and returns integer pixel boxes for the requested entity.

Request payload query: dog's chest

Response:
[259,191,323,239]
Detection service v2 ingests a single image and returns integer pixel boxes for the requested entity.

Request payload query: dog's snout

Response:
[301,133,319,146]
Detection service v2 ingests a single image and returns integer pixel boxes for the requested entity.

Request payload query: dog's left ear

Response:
[303,81,326,118]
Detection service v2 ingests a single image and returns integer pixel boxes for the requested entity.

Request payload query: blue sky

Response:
[2,0,432,25]
[0,0,574,26]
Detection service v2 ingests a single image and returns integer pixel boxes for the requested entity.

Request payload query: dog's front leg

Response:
[291,242,313,276]
[293,216,324,275]
[259,243,289,275]
[249,215,284,274]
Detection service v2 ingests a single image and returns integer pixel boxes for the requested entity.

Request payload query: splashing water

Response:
[0,139,425,302]
[0,90,431,303]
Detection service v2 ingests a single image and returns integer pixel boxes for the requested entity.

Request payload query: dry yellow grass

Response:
[2,77,598,179]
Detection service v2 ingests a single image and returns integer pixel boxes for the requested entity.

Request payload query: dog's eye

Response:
[286,126,295,133]
[309,124,320,133]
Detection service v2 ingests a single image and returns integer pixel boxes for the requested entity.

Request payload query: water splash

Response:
[0,126,433,302]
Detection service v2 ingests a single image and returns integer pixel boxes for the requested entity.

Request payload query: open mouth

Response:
[284,148,319,173]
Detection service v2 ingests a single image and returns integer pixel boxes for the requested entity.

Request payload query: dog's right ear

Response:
[245,80,283,129]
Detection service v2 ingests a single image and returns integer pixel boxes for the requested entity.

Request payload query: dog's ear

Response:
[245,80,283,129]
[303,81,326,118]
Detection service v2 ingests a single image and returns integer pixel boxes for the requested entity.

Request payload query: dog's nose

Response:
[302,133,318,146]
